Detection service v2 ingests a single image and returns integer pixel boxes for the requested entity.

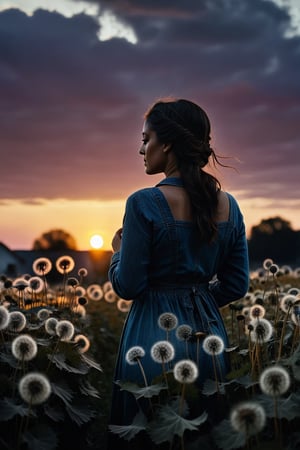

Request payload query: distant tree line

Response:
[32,229,78,251]
[247,217,300,266]
[32,217,300,267]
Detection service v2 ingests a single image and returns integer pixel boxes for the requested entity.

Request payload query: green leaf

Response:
[80,353,102,371]
[0,398,31,421]
[283,342,300,381]
[234,374,257,388]
[23,424,58,450]
[285,431,300,450]
[0,352,19,369]
[43,403,65,422]
[148,405,208,444]
[35,337,52,346]
[51,381,74,404]
[65,401,97,426]
[116,380,168,399]
[255,392,300,420]
[48,353,89,374]
[212,419,246,450]
[202,379,225,396]
[79,379,101,398]
[108,410,147,441]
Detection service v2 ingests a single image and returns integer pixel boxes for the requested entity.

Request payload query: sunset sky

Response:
[0,0,299,250]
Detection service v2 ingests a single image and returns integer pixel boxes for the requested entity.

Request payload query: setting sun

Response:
[90,234,104,249]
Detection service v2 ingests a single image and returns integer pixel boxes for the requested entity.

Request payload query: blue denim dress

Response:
[108,177,249,428]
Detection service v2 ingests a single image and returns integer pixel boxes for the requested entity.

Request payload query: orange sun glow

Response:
[90,234,104,249]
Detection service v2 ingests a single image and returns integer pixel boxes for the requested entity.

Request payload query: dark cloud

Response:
[0,0,299,202]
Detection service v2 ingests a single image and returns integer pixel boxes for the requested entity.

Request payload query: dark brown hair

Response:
[145,98,223,242]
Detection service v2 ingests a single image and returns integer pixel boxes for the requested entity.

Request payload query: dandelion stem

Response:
[277,306,291,361]
[179,383,186,416]
[273,396,279,439]
[137,358,148,387]
[196,337,200,366]
[290,326,299,355]
[211,353,220,394]
[46,338,60,373]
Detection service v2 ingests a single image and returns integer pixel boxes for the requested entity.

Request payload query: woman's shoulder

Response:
[127,186,157,202]
[222,191,245,225]
[125,187,158,212]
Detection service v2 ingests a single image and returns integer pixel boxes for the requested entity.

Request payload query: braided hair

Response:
[144,98,222,243]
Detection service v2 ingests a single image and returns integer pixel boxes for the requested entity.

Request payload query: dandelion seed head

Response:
[288,287,300,296]
[126,346,146,365]
[117,299,132,312]
[75,286,86,297]
[12,334,37,361]
[241,307,251,319]
[55,255,75,274]
[56,320,75,341]
[67,277,79,287]
[269,264,279,275]
[175,324,193,341]
[230,401,266,436]
[249,304,266,320]
[245,293,255,304]
[259,365,290,396]
[72,304,86,318]
[102,280,113,292]
[19,372,51,405]
[291,305,300,326]
[78,267,88,278]
[8,311,26,332]
[158,312,178,331]
[86,284,103,301]
[32,257,52,275]
[4,278,13,289]
[173,359,198,384]
[12,278,28,291]
[202,335,225,355]
[73,334,90,353]
[27,276,44,294]
[45,317,58,335]
[263,258,273,270]
[293,267,300,277]
[249,318,273,343]
[77,296,88,306]
[104,289,118,303]
[0,305,10,330]
[253,289,264,297]
[281,265,292,275]
[150,340,175,363]
[279,294,296,313]
[37,308,51,321]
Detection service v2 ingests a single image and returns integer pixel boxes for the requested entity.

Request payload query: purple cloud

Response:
[0,0,299,202]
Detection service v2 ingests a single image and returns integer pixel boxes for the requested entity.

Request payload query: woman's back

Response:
[157,184,229,224]
[110,177,248,304]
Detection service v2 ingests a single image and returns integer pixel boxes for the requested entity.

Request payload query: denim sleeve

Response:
[209,214,249,308]
[108,192,152,299]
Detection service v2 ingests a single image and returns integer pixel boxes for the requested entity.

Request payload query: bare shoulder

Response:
[215,190,230,222]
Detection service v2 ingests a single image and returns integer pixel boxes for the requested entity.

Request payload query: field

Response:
[0,256,300,450]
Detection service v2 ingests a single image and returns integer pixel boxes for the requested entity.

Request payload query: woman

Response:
[107,98,249,448]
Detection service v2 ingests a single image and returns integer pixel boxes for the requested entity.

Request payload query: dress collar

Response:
[156,177,184,187]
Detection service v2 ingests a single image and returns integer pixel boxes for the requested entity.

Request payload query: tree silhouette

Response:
[248,216,300,265]
[32,229,78,251]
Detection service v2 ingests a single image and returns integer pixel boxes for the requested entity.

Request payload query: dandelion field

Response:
[0,256,300,450]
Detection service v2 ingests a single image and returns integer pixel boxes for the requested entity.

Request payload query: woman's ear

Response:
[162,142,172,153]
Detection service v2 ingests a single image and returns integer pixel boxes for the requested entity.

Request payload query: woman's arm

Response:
[108,192,152,299]
[210,216,249,307]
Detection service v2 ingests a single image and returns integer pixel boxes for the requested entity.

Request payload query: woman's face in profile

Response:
[139,121,168,175]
